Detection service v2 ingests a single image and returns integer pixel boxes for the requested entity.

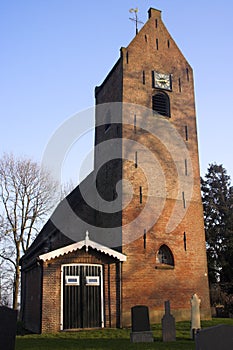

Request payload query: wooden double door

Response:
[62,264,103,329]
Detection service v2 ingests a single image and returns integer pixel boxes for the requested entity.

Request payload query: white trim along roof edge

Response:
[39,231,127,262]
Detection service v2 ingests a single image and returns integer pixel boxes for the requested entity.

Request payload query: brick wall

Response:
[93,7,211,325]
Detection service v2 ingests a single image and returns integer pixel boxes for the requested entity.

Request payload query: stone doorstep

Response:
[130,331,154,343]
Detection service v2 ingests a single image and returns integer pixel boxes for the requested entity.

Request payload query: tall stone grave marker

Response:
[191,293,201,339]
[161,300,176,342]
[0,306,18,350]
[130,305,154,343]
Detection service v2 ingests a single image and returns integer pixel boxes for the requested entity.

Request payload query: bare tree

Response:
[0,153,58,309]
[0,256,14,306]
[60,179,75,200]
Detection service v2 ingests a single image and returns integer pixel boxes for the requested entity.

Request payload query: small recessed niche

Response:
[183,232,187,251]
[184,159,188,176]
[182,191,186,208]
[134,115,137,133]
[142,70,145,85]
[178,78,182,92]
[185,125,188,141]
[135,151,138,168]
[139,186,142,203]
[143,229,146,249]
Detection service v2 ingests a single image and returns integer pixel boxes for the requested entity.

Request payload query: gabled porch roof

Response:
[39,231,127,262]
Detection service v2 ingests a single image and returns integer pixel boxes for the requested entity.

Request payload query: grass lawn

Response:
[16,318,233,350]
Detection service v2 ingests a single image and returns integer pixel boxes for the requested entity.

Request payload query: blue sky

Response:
[1,0,233,185]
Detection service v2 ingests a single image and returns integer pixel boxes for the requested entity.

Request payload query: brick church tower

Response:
[94,8,211,324]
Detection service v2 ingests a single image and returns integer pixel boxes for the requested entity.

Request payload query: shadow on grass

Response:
[16,319,233,350]
[16,337,195,350]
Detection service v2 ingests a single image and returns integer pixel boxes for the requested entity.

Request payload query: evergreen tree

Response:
[201,163,233,287]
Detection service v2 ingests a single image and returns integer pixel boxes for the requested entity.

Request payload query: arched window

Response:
[152,92,170,117]
[156,245,174,266]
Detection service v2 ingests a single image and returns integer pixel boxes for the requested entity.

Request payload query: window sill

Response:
[155,264,174,270]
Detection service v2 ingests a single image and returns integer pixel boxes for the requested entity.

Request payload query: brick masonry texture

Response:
[95,7,211,326]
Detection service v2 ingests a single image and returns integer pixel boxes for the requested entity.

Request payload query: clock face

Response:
[153,71,172,90]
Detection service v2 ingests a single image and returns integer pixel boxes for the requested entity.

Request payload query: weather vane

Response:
[129,8,143,35]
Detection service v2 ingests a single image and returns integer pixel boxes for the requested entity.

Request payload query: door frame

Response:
[60,263,104,330]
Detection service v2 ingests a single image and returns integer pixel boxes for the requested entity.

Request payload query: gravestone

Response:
[195,324,233,350]
[0,306,18,350]
[190,293,201,339]
[161,300,176,342]
[130,305,154,342]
